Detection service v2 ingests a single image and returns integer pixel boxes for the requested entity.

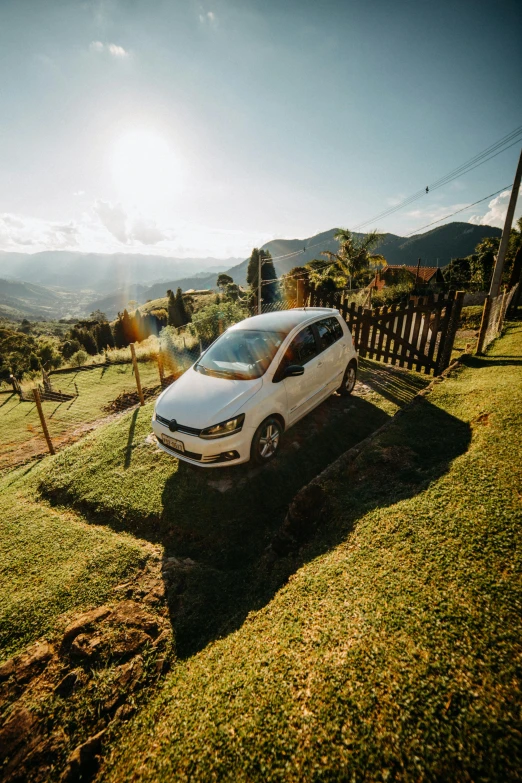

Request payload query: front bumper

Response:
[151,419,253,468]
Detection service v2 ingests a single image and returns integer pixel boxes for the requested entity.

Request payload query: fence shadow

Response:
[358,358,429,407]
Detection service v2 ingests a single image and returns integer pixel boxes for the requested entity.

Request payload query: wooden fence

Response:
[309,287,465,376]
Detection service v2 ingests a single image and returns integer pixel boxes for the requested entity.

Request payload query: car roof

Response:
[229,308,339,335]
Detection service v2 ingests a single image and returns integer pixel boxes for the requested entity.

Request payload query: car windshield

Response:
[195,329,285,380]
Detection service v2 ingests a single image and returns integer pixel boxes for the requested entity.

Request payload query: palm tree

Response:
[319,228,386,287]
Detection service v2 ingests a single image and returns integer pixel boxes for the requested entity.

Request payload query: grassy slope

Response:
[36,359,424,658]
[0,360,161,467]
[102,324,522,782]
[0,467,149,661]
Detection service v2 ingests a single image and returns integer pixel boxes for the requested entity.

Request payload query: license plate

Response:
[161,434,184,452]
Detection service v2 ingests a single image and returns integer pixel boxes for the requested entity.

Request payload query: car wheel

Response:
[338,361,357,396]
[251,416,283,465]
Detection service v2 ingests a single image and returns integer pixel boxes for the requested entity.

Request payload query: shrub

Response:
[70,349,88,367]
[187,301,248,344]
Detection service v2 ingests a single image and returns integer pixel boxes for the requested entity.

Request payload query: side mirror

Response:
[283,364,305,378]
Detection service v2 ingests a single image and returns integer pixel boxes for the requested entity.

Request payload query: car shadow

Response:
[156,396,471,660]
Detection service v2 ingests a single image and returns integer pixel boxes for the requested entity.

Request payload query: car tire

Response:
[338,360,357,396]
[251,416,283,465]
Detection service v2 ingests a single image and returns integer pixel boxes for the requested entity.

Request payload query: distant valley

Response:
[0,222,501,320]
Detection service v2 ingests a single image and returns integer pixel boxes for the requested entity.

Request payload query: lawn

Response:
[0,467,150,662]
[100,323,522,782]
[0,360,162,469]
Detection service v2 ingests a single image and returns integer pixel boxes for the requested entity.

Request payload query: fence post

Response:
[157,351,165,385]
[296,278,305,308]
[130,343,145,406]
[436,290,465,373]
[33,387,55,455]
[476,296,492,355]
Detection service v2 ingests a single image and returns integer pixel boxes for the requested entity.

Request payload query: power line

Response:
[260,183,513,286]
[255,126,522,271]
[404,185,511,237]
[352,129,522,231]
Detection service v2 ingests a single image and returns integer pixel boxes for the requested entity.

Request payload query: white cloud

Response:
[93,200,129,243]
[89,40,129,57]
[0,213,80,250]
[468,186,522,228]
[107,43,128,58]
[199,10,216,24]
[0,206,268,258]
[93,201,170,245]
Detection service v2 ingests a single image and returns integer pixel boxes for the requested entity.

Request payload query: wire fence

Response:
[477,283,519,354]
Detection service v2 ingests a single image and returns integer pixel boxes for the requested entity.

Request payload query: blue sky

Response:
[0,0,521,258]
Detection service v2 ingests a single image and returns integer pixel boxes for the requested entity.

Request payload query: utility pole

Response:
[489,147,522,299]
[258,250,262,315]
[477,147,522,353]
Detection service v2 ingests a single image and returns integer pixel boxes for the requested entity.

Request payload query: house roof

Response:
[382,265,442,282]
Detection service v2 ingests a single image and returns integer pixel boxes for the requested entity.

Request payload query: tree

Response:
[246,248,280,310]
[94,320,114,351]
[89,309,107,322]
[321,229,386,286]
[175,288,191,326]
[217,273,233,293]
[167,289,178,327]
[225,282,240,302]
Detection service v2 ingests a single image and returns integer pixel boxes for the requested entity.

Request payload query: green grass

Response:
[101,323,522,782]
[0,467,149,661]
[0,360,162,468]
[36,359,425,655]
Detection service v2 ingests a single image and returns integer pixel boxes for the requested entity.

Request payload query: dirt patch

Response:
[0,557,175,783]
[102,385,160,413]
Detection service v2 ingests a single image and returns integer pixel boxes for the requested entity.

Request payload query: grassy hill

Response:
[97,323,521,782]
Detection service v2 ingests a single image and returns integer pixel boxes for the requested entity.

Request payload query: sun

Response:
[110,130,183,214]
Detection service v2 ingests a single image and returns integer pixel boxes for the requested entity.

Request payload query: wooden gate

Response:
[309,288,464,375]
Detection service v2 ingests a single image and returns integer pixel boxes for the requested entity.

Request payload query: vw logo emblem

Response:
[169,419,178,432]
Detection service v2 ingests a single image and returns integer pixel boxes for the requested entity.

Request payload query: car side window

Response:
[281,326,318,369]
[315,317,343,352]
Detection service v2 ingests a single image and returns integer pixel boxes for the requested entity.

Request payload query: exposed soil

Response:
[0,556,175,783]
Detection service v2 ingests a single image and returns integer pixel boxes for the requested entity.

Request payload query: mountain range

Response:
[0,222,501,320]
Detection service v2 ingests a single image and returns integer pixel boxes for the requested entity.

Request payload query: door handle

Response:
[317,361,323,367]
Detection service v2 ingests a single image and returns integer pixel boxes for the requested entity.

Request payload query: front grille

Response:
[156,414,202,436]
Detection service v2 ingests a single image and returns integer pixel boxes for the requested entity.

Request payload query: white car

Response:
[152,307,358,467]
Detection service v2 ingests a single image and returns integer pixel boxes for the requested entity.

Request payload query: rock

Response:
[61,606,112,648]
[144,583,165,605]
[54,668,86,697]
[114,703,136,722]
[151,630,171,651]
[110,601,159,636]
[0,641,53,684]
[0,707,37,762]
[154,657,167,676]
[115,655,143,690]
[70,633,103,660]
[111,629,152,658]
[60,730,105,783]
[103,655,144,713]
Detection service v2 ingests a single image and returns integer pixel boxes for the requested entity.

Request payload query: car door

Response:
[313,316,347,395]
[278,325,321,425]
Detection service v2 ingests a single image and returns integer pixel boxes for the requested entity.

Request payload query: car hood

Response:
[155,367,263,429]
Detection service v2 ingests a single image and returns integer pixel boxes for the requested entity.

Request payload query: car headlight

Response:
[199,413,245,439]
